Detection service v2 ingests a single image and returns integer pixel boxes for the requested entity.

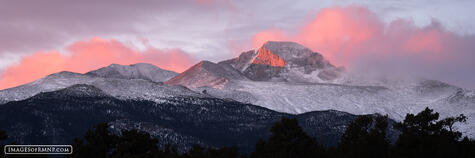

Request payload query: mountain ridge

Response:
[0,64,200,104]
[171,41,345,87]
[0,84,399,152]
[86,63,177,82]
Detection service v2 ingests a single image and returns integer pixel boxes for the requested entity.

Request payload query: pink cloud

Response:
[251,5,475,88]
[252,29,288,48]
[0,37,196,90]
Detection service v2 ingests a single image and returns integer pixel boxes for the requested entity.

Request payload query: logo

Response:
[4,145,73,155]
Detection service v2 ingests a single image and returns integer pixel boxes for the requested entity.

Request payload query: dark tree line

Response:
[1,107,474,158]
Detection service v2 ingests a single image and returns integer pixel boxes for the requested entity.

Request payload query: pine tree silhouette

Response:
[68,123,119,158]
[250,117,326,158]
[111,129,162,158]
[392,107,468,158]
[336,115,390,158]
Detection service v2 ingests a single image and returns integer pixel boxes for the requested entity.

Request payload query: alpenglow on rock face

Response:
[220,41,344,82]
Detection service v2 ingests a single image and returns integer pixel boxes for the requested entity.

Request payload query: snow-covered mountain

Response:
[0,41,473,138]
[166,41,345,88]
[166,61,248,88]
[167,41,475,137]
[0,64,201,104]
[86,63,177,82]
[220,41,344,83]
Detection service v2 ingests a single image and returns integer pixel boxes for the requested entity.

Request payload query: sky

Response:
[0,0,474,89]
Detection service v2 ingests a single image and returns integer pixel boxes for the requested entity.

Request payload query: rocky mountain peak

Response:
[163,41,347,87]
[221,41,344,82]
[261,41,333,69]
[85,63,177,82]
[165,61,247,88]
[262,41,307,52]
[195,60,220,70]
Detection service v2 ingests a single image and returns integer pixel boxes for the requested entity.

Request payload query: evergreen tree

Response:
[392,107,468,158]
[111,129,161,158]
[366,115,390,158]
[68,123,119,158]
[185,145,207,158]
[162,144,181,158]
[336,115,389,158]
[250,117,326,158]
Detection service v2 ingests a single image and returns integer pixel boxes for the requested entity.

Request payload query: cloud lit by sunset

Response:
[252,6,470,66]
[251,6,475,87]
[0,38,195,89]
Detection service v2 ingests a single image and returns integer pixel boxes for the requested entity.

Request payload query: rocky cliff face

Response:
[220,41,344,82]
